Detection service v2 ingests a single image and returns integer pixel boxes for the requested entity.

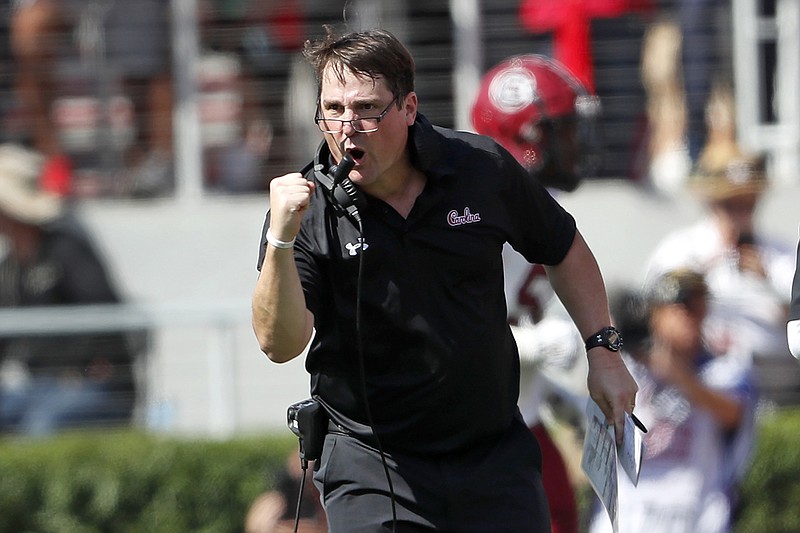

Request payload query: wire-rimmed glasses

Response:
[315,96,399,134]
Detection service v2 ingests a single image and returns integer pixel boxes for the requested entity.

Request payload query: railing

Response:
[0,300,259,439]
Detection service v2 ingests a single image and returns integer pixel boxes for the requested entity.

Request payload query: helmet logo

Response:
[488,68,538,113]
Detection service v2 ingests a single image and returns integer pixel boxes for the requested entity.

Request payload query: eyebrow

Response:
[320,97,383,109]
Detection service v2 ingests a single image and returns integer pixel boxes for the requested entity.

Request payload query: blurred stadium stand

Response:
[0,0,697,193]
[2,0,795,191]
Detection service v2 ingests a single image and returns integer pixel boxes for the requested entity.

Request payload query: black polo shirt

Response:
[258,114,576,455]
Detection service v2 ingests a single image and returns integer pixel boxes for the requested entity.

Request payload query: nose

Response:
[340,120,357,136]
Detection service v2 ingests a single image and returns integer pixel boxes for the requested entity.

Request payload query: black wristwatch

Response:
[585,326,623,352]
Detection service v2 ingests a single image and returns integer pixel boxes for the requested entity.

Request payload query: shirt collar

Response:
[409,113,454,180]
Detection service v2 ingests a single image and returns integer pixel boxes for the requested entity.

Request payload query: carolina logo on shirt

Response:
[447,207,481,227]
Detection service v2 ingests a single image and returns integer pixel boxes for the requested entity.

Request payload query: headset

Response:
[310,141,366,224]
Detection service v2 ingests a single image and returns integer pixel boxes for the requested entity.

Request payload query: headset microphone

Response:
[328,154,365,224]
[311,143,366,224]
[331,154,355,187]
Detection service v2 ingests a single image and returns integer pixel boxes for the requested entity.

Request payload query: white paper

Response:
[581,400,619,533]
[618,412,644,486]
[581,399,646,533]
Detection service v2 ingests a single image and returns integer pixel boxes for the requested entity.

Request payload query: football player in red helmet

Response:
[472,55,600,533]
[471,54,601,192]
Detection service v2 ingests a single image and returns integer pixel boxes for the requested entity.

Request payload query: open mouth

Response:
[348,148,365,163]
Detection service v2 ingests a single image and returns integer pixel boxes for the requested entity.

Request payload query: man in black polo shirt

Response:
[252,27,638,533]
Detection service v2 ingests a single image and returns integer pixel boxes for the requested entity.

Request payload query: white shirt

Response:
[644,218,794,359]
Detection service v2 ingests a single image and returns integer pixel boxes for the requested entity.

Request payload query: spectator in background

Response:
[0,143,141,436]
[635,1,733,195]
[9,0,173,197]
[608,285,653,362]
[637,17,691,195]
[643,141,795,363]
[590,269,758,533]
[675,0,728,163]
[245,452,326,533]
[789,236,800,359]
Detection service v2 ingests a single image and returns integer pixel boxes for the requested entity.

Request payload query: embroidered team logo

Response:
[447,207,481,227]
[345,238,369,256]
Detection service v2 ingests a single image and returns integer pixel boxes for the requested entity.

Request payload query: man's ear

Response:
[403,92,418,125]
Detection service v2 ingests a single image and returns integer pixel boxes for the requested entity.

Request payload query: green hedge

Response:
[735,407,800,533]
[0,430,297,533]
[1,409,799,532]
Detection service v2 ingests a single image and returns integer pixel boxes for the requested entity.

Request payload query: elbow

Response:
[256,337,285,363]
[253,323,313,364]
[263,349,295,364]
[251,306,314,363]
[255,334,301,364]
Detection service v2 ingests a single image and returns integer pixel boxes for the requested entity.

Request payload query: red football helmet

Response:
[471,54,601,191]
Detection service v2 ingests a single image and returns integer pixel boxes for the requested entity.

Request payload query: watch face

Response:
[606,328,622,350]
[586,327,624,352]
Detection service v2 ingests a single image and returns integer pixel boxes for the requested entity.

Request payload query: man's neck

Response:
[369,166,427,219]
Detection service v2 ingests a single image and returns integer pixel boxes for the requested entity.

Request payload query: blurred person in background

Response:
[643,141,795,364]
[197,0,292,193]
[471,53,604,533]
[245,451,326,533]
[789,236,800,359]
[0,143,141,436]
[674,0,729,164]
[590,269,758,533]
[9,0,172,197]
[636,17,691,195]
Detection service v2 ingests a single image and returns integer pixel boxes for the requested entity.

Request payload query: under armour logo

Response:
[345,238,369,256]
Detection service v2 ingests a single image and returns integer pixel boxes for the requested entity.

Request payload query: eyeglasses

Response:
[315,96,399,134]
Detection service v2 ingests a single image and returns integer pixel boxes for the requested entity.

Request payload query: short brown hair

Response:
[303,26,415,102]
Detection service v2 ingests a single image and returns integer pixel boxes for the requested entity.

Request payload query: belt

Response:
[327,419,352,435]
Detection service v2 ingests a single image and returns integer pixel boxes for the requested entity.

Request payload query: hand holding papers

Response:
[581,399,645,533]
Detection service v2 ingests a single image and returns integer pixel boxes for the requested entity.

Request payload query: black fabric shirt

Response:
[258,114,576,455]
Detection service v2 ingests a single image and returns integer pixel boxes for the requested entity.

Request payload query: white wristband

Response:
[266,228,295,249]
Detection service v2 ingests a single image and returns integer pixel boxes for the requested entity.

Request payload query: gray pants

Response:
[314,416,551,532]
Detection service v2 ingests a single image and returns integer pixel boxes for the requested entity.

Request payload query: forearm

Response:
[675,372,744,430]
[545,230,638,442]
[252,244,314,363]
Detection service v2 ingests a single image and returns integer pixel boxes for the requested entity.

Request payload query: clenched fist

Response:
[269,173,316,241]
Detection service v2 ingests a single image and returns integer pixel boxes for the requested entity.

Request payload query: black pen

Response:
[631,412,648,433]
